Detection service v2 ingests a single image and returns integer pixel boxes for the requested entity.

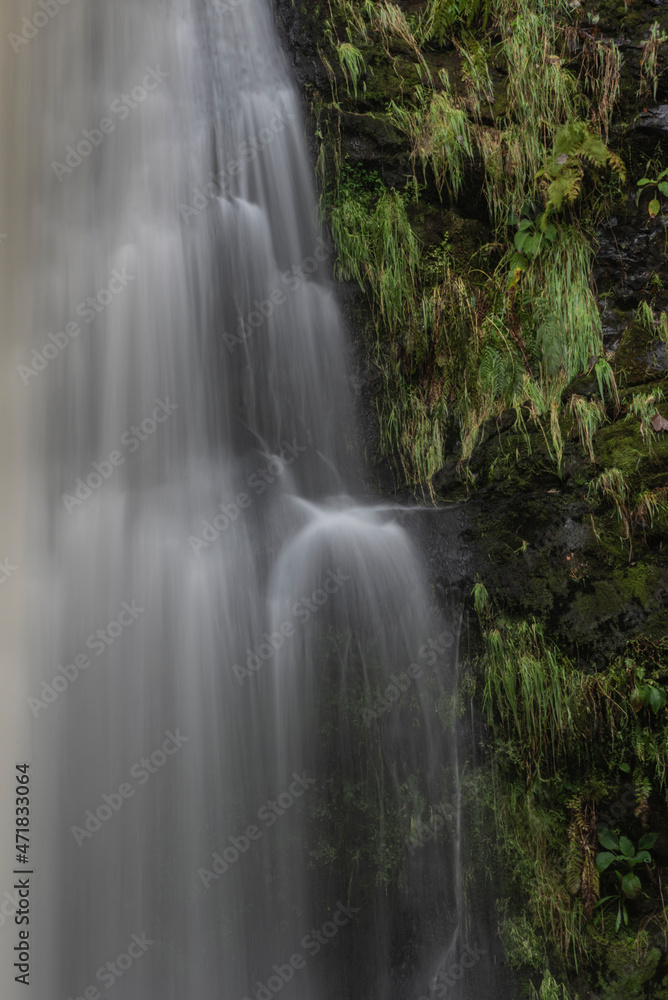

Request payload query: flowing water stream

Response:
[4,1,472,997]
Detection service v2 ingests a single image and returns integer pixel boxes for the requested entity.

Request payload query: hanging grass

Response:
[387,73,475,200]
[330,184,421,336]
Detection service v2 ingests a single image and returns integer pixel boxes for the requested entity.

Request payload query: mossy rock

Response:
[595,936,664,1000]
[615,322,668,387]
[337,110,411,186]
[596,410,668,482]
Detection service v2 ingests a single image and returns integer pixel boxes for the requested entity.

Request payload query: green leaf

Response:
[514,230,529,253]
[649,198,661,218]
[598,828,620,851]
[638,833,658,851]
[658,182,668,197]
[637,178,652,187]
[620,763,631,773]
[596,851,617,873]
[621,872,641,899]
[543,223,557,243]
[524,234,542,258]
[615,906,622,933]
[648,686,667,714]
[506,253,528,289]
[518,218,533,231]
[634,851,652,864]
[619,836,635,859]
[658,168,668,180]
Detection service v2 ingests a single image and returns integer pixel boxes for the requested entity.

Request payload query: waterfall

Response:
[4,1,468,997]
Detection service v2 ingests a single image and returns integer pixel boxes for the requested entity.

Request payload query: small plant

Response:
[471,578,489,617]
[634,487,668,531]
[538,122,626,224]
[529,968,575,1000]
[587,468,630,540]
[637,166,668,219]
[626,388,666,448]
[593,357,619,409]
[595,828,657,932]
[388,74,474,199]
[629,667,668,715]
[330,176,420,335]
[507,215,557,287]
[336,41,366,98]
[416,0,492,44]
[569,395,606,462]
[635,300,668,342]
[639,22,668,102]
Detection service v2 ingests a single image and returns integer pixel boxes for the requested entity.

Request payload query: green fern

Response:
[538,123,626,222]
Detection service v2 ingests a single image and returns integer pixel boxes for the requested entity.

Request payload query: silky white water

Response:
[4,1,467,997]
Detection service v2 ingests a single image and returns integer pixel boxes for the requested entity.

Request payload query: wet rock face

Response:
[596,214,668,314]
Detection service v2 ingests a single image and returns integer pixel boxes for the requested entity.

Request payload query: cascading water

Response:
[4,0,479,997]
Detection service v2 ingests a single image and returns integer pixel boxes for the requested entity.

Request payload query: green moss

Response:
[499,911,544,971]
[597,937,662,1000]
[596,420,653,480]
[615,322,667,388]
[612,564,662,608]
